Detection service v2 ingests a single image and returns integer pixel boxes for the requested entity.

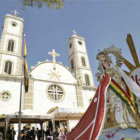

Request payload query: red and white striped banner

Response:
[67,74,111,140]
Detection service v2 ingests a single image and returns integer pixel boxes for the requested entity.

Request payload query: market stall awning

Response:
[9,114,52,123]
[0,109,53,123]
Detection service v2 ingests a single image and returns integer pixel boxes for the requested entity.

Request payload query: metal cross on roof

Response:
[48,49,60,70]
[72,30,77,35]
[12,10,19,16]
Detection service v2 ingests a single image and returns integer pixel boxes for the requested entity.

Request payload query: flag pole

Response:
[18,78,23,140]
[18,33,25,140]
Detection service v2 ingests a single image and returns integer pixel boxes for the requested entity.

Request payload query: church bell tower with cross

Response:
[68,31,95,88]
[68,31,95,108]
[0,10,24,76]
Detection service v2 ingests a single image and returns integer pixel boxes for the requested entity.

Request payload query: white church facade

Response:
[0,12,96,133]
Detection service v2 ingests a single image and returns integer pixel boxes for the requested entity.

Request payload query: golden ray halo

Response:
[122,34,140,86]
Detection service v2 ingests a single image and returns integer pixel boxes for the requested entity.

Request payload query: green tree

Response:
[22,0,64,9]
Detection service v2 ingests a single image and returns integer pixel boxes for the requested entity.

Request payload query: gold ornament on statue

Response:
[96,45,123,81]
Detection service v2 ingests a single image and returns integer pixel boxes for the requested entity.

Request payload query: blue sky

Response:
[0,0,140,86]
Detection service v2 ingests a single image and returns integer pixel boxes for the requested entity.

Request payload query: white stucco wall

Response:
[33,81,78,112]
[74,38,87,53]
[82,89,95,110]
[5,16,23,36]
[31,62,76,84]
[0,80,22,114]
[31,62,78,112]
[68,36,87,59]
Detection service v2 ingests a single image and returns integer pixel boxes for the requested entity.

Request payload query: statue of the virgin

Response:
[96,46,140,130]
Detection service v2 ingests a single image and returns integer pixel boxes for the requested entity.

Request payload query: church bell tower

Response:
[68,31,95,88]
[68,31,95,108]
[0,10,24,76]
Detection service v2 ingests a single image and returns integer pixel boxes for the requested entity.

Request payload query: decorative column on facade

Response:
[24,78,34,109]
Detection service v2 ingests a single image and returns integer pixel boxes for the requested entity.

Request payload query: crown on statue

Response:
[96,45,123,67]
[96,50,112,64]
[96,46,123,81]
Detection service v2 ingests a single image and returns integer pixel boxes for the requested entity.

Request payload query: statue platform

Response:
[100,127,140,140]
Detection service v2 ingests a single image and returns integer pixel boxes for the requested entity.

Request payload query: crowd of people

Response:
[0,126,68,140]
[20,126,67,140]
[21,126,67,140]
[0,127,16,140]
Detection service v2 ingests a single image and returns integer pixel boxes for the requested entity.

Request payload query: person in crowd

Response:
[21,126,28,140]
[10,127,16,140]
[30,127,36,140]
[45,126,53,140]
[53,126,59,140]
[45,126,50,138]
[36,128,39,140]
[64,128,67,136]
[27,129,31,140]
[37,128,43,140]
[7,127,11,139]
[0,131,3,140]
[57,128,66,140]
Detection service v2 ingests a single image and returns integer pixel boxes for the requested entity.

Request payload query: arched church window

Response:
[78,41,82,45]
[0,92,11,101]
[11,21,17,27]
[8,40,14,52]
[69,43,72,49]
[48,85,64,102]
[71,59,74,70]
[4,61,12,74]
[85,74,90,86]
[81,57,86,66]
